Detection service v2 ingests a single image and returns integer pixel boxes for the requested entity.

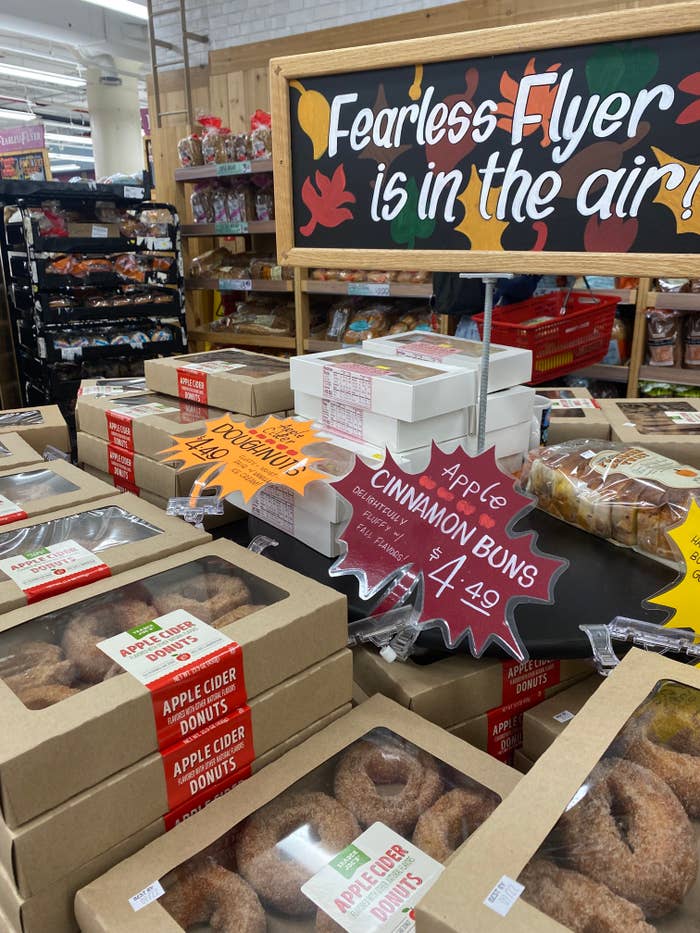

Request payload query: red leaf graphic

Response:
[584,212,638,253]
[677,100,700,125]
[299,164,356,237]
[679,72,700,95]
[532,221,548,251]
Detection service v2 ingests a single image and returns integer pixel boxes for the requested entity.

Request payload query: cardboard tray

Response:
[74,695,521,932]
[0,706,351,933]
[537,387,611,445]
[0,652,352,898]
[144,349,294,416]
[0,461,115,527]
[0,407,69,455]
[0,539,347,828]
[599,398,700,467]
[521,675,602,762]
[416,650,700,932]
[0,434,43,472]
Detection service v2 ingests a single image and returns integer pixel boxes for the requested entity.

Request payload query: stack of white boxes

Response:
[243,334,533,558]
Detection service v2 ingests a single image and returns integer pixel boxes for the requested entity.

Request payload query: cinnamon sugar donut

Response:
[61,596,151,682]
[559,758,698,918]
[334,740,443,835]
[316,911,344,931]
[161,861,265,933]
[215,604,267,628]
[0,641,79,708]
[153,574,251,624]
[9,682,80,709]
[412,787,500,862]
[235,791,360,915]
[520,859,655,932]
[622,691,700,817]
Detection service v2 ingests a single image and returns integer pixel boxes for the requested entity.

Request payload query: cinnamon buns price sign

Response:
[330,446,566,660]
[272,6,700,275]
[649,498,700,634]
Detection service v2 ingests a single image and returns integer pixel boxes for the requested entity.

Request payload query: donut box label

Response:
[107,445,136,487]
[163,761,253,831]
[501,660,562,706]
[129,880,165,913]
[485,698,529,764]
[302,821,444,932]
[106,402,179,451]
[321,399,365,442]
[396,342,460,363]
[96,609,247,750]
[550,398,599,410]
[252,486,296,535]
[322,364,373,410]
[160,706,254,811]
[483,875,524,917]
[0,540,111,603]
[0,494,27,525]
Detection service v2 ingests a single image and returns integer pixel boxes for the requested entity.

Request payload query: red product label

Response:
[177,368,208,405]
[486,699,527,764]
[107,444,136,487]
[106,410,135,451]
[113,477,141,496]
[25,564,111,603]
[160,706,254,812]
[147,642,247,750]
[0,509,27,526]
[163,761,253,831]
[501,659,561,706]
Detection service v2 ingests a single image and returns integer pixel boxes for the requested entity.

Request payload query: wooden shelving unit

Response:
[302,280,432,298]
[188,329,296,350]
[185,277,293,293]
[174,159,274,182]
[181,221,276,236]
[639,365,700,387]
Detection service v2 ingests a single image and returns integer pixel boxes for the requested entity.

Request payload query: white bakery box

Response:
[363,331,533,392]
[289,348,477,421]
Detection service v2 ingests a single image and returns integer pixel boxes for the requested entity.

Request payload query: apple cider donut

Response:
[9,682,80,709]
[161,861,266,933]
[559,758,698,918]
[61,596,151,683]
[153,574,251,625]
[520,859,655,932]
[316,911,345,931]
[412,786,500,862]
[235,791,360,915]
[0,641,80,708]
[334,740,443,835]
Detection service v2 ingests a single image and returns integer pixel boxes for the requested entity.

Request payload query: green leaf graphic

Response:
[390,178,436,249]
[586,45,659,98]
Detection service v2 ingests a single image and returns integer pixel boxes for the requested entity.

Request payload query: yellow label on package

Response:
[648,499,700,649]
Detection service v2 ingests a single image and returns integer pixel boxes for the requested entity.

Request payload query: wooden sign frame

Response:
[0,148,51,181]
[271,2,700,275]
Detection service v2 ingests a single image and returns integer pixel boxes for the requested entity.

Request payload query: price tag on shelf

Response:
[214,221,249,235]
[91,224,109,238]
[123,186,145,199]
[330,445,566,660]
[347,282,391,297]
[219,278,253,291]
[216,161,252,176]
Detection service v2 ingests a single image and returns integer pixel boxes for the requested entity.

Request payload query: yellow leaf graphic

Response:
[651,147,700,236]
[408,65,423,101]
[159,415,330,505]
[648,498,700,641]
[291,80,331,160]
[455,164,509,250]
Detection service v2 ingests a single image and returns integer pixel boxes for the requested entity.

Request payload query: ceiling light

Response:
[43,119,91,129]
[51,163,81,173]
[49,152,94,163]
[0,108,34,121]
[0,64,85,89]
[45,132,93,146]
[79,0,148,20]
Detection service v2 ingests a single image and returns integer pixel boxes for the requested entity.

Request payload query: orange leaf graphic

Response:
[455,164,509,250]
[299,163,356,237]
[497,57,561,147]
[159,415,330,505]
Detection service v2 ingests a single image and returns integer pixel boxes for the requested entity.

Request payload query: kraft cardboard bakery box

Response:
[511,749,534,774]
[600,397,700,466]
[364,332,533,392]
[0,406,69,455]
[0,493,210,614]
[0,434,43,472]
[521,675,601,762]
[353,646,594,729]
[144,349,294,415]
[449,698,532,767]
[75,695,521,933]
[0,461,115,527]
[290,348,477,421]
[0,653,352,898]
[77,377,147,400]
[0,708,351,933]
[0,539,347,827]
[416,649,700,932]
[538,387,611,445]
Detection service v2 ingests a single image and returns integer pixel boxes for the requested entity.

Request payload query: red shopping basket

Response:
[473,290,619,384]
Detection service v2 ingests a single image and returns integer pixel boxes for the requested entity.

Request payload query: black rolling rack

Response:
[0,179,187,433]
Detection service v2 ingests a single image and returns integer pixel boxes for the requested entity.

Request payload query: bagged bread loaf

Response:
[521,440,700,564]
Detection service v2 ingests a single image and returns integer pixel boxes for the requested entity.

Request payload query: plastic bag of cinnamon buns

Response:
[521,440,700,566]
[517,678,700,931]
[156,728,502,930]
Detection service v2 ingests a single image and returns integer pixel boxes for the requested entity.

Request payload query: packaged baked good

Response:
[388,308,438,334]
[656,277,690,293]
[366,270,398,283]
[343,302,393,343]
[212,298,295,336]
[210,186,229,224]
[255,186,274,221]
[522,439,700,564]
[248,257,293,280]
[337,269,366,283]
[647,309,681,366]
[190,185,213,224]
[684,313,700,369]
[199,116,227,164]
[250,108,272,160]
[177,134,202,167]
[224,132,251,162]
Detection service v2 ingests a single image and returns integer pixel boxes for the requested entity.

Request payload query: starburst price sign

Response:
[649,499,700,640]
[331,444,566,660]
[159,415,330,503]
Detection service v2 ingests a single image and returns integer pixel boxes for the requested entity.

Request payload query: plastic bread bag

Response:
[343,301,395,343]
[250,108,272,159]
[647,309,682,367]
[199,116,226,164]
[521,439,700,566]
[0,554,286,708]
[685,313,700,369]
[190,185,213,224]
[189,247,237,278]
[213,299,295,336]
[177,133,202,167]
[248,257,293,280]
[210,186,229,224]
[388,308,438,334]
[224,132,251,163]
[517,678,700,931]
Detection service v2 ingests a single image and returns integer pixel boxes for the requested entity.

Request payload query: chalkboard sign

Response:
[271,4,700,274]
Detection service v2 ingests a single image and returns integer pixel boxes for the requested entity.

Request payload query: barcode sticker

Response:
[129,880,164,912]
[580,449,596,460]
[124,186,145,199]
[91,224,109,238]
[484,876,524,917]
[553,710,575,723]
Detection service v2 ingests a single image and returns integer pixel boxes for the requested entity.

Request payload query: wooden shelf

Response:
[188,328,295,349]
[639,365,700,387]
[185,277,293,293]
[649,292,700,311]
[304,338,343,352]
[303,280,432,298]
[175,159,273,181]
[181,221,276,236]
[575,363,630,383]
